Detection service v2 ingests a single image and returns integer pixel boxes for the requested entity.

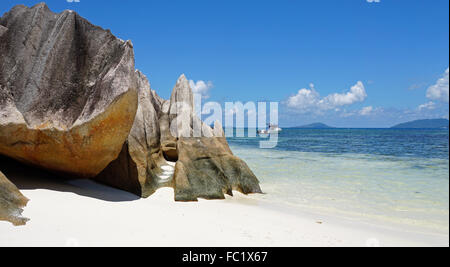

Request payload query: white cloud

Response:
[418,101,436,111]
[323,81,367,106]
[189,80,213,99]
[426,68,449,103]
[359,106,373,116]
[286,87,321,111]
[286,81,367,113]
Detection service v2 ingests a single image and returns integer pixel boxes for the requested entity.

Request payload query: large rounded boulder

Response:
[0,3,138,178]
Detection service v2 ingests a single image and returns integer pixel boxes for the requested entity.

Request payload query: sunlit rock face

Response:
[95,71,166,197]
[174,137,262,201]
[0,3,262,204]
[213,120,225,137]
[166,75,262,201]
[169,74,195,138]
[0,3,138,177]
[168,74,214,139]
[0,171,29,226]
[97,72,263,200]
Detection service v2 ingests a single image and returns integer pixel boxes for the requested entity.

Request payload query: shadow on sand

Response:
[0,155,140,202]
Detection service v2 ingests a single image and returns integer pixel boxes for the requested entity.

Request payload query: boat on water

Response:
[258,124,282,135]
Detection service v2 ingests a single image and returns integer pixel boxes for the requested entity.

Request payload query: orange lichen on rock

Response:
[0,3,138,178]
[0,91,138,178]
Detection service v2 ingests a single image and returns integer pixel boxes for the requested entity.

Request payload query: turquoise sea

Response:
[227,129,449,233]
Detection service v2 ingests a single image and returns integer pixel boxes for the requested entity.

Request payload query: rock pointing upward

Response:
[0,3,138,177]
[0,3,262,224]
[169,74,195,138]
[166,75,262,201]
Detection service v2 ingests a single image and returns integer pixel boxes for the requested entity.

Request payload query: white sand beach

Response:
[0,171,448,247]
[0,0,448,250]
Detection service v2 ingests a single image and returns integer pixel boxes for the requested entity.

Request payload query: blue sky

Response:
[1,0,448,127]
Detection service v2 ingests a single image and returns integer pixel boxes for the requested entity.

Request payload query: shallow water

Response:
[228,129,449,233]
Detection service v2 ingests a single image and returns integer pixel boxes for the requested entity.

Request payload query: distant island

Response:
[292,123,335,129]
[391,119,449,129]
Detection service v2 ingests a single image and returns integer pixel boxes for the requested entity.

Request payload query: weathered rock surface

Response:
[0,25,7,37]
[168,74,195,138]
[160,99,179,162]
[95,71,165,197]
[0,3,261,204]
[167,75,262,201]
[213,120,225,137]
[173,137,262,201]
[150,89,164,117]
[168,74,215,138]
[160,75,217,162]
[0,170,29,225]
[0,3,138,177]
